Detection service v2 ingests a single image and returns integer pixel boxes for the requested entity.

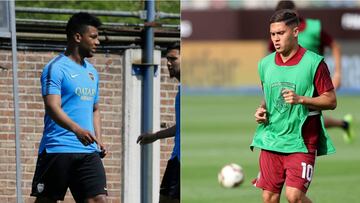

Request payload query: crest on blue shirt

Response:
[88,72,95,81]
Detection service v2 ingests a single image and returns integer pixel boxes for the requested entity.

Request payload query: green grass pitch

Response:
[182,95,360,203]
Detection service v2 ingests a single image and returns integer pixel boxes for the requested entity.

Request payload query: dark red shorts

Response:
[252,149,316,194]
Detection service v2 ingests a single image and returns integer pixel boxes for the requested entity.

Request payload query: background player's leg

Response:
[324,114,354,143]
[324,116,344,128]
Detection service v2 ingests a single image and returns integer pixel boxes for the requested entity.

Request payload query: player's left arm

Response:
[282,89,336,110]
[282,61,337,110]
[94,103,107,157]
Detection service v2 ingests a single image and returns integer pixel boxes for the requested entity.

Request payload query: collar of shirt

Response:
[275,46,306,66]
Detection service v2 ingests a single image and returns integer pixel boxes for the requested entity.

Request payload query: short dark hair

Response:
[66,12,102,40]
[270,9,299,27]
[167,42,180,53]
[275,0,296,11]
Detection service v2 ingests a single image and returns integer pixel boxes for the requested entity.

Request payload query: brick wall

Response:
[0,50,177,203]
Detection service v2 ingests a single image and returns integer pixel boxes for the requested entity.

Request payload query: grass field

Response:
[182,95,360,203]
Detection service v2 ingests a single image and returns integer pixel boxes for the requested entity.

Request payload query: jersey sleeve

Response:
[41,64,63,96]
[314,61,334,95]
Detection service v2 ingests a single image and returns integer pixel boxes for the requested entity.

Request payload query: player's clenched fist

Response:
[282,89,303,104]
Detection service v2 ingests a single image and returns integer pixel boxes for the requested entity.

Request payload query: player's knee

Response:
[285,191,302,203]
[86,194,107,203]
[262,191,280,203]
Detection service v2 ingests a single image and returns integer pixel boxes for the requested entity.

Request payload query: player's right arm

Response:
[254,81,267,124]
[44,95,97,146]
[255,100,267,124]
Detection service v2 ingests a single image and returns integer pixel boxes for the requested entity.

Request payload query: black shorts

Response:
[31,151,107,202]
[160,157,180,200]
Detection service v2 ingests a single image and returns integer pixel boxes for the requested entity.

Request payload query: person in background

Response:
[137,42,181,203]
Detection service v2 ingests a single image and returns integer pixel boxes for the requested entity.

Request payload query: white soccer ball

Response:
[218,163,244,188]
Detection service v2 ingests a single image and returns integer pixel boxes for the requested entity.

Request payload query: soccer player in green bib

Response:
[251,9,336,203]
[269,0,354,144]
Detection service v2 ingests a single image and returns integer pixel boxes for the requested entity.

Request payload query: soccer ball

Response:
[218,163,244,188]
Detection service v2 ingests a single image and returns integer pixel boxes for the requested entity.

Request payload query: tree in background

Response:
[16,1,180,24]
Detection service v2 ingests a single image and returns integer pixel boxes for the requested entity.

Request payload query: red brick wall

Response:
[0,50,177,203]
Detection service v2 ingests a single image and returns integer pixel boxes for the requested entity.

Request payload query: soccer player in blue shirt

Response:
[137,42,181,203]
[31,12,107,203]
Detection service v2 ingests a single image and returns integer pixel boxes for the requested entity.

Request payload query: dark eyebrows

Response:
[166,56,178,61]
[270,31,286,35]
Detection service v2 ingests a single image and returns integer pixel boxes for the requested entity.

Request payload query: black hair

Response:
[66,12,102,41]
[167,42,180,53]
[275,0,296,11]
[270,9,299,27]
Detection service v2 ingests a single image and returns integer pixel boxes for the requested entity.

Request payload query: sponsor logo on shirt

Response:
[75,87,96,101]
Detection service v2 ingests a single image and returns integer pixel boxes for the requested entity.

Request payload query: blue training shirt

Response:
[39,53,100,154]
[170,84,181,160]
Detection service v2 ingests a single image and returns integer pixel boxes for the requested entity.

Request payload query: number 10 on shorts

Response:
[301,162,313,181]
